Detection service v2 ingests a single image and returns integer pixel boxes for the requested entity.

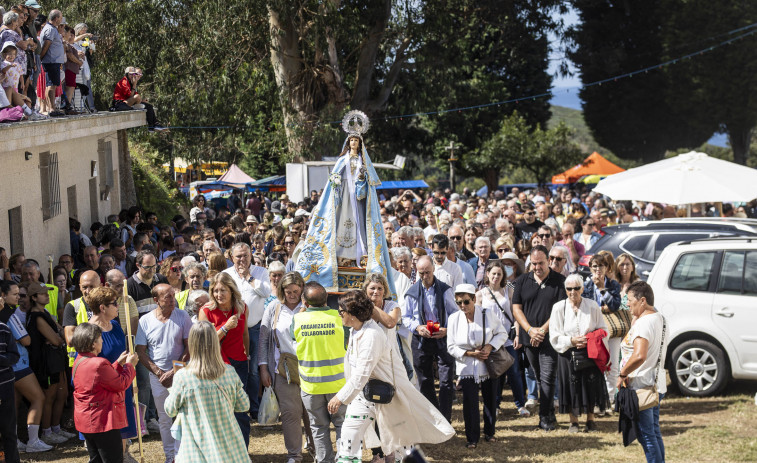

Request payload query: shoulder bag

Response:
[486,287,517,341]
[603,293,632,338]
[636,315,666,411]
[272,302,300,385]
[563,300,595,372]
[481,308,514,378]
[361,328,396,404]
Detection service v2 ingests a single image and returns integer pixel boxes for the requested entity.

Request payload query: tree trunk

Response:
[117,129,137,208]
[483,169,499,196]
[726,122,753,166]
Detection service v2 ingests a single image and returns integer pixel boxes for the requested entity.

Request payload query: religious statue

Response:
[294,111,397,299]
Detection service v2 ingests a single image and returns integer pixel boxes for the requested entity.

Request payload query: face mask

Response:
[504,265,514,277]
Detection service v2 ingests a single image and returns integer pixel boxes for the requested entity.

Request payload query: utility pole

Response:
[445,141,459,192]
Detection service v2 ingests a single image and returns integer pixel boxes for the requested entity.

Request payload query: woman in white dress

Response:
[327,291,453,463]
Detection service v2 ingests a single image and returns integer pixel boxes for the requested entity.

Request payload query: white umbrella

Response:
[593,151,757,205]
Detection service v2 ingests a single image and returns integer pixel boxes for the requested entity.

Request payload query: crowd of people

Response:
[0,183,710,463]
[0,2,167,129]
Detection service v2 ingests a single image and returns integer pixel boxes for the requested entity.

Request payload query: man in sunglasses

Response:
[446,225,476,286]
[515,203,545,242]
[512,245,567,431]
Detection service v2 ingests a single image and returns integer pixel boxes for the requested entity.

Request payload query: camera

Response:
[90,34,99,40]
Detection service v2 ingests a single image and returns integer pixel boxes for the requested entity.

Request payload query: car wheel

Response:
[669,340,729,397]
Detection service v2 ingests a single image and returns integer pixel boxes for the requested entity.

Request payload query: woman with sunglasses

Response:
[446,284,506,448]
[476,258,529,417]
[329,290,453,461]
[549,274,609,433]
[86,287,139,461]
[160,256,184,293]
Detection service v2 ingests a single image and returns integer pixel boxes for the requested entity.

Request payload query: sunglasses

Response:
[566,287,582,292]
[538,234,551,239]
[107,300,118,307]
[549,256,564,262]
[140,264,157,270]
[524,211,535,216]
[456,298,473,306]
[284,241,295,245]
[171,266,183,272]
[449,236,463,240]
[432,250,446,255]
[497,248,510,254]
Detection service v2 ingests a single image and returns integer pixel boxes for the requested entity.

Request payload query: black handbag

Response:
[570,348,594,372]
[361,328,396,404]
[362,378,395,404]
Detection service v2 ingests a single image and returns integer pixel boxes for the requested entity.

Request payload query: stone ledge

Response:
[0,110,146,153]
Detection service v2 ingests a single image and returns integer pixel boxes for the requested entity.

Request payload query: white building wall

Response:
[0,112,145,265]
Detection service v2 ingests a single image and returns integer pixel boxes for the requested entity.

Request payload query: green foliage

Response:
[474,112,584,189]
[130,144,188,223]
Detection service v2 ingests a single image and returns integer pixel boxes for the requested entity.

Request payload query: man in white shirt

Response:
[430,234,463,290]
[446,225,476,286]
[223,242,271,421]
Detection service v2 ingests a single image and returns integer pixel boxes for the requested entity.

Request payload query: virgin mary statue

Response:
[295,111,397,299]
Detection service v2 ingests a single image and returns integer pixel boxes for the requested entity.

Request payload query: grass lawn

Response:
[23,380,757,463]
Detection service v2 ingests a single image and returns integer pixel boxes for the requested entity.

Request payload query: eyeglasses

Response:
[497,248,510,254]
[171,266,183,273]
[538,234,551,239]
[140,265,157,270]
[432,250,447,255]
[524,212,535,216]
[585,222,595,226]
[449,236,462,240]
[549,256,564,262]
[284,241,295,246]
[456,298,473,306]
[107,301,118,307]
[566,287,582,292]
[337,308,347,315]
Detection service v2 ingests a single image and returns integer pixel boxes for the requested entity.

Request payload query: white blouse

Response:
[446,306,506,382]
[549,297,607,354]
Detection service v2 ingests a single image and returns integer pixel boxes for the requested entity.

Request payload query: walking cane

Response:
[123,285,145,463]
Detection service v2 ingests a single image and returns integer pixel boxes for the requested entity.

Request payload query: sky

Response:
[546,9,728,148]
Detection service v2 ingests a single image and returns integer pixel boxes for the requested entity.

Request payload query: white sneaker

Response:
[17,439,26,452]
[25,439,53,453]
[146,418,161,433]
[55,429,77,439]
[524,398,538,410]
[41,432,67,445]
[518,406,531,417]
[28,111,49,121]
[133,104,145,110]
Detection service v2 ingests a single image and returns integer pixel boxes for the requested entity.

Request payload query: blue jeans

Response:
[247,323,261,418]
[500,345,526,409]
[636,393,665,462]
[230,357,250,450]
[526,365,539,400]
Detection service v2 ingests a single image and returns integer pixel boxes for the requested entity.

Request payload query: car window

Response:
[670,251,716,291]
[743,251,757,295]
[717,251,744,294]
[654,233,710,260]
[620,234,651,260]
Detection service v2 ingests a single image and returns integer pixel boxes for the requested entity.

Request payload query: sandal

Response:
[484,435,496,442]
[465,442,477,449]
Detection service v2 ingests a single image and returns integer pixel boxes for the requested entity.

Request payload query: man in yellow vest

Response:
[61,270,100,366]
[20,261,58,322]
[292,282,348,463]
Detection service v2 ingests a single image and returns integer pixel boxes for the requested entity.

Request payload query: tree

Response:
[568,0,715,162]
[474,112,584,190]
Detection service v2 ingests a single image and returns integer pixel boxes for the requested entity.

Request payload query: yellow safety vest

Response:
[66,298,89,367]
[44,284,58,322]
[292,308,346,395]
[176,289,190,311]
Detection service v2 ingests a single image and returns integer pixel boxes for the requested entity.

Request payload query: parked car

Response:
[577,218,757,280]
[647,236,757,396]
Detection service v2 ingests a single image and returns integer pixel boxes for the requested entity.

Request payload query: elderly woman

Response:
[447,284,507,447]
[263,260,285,309]
[72,323,138,463]
[198,272,250,448]
[328,291,454,460]
[86,287,139,459]
[492,235,514,260]
[184,290,209,323]
[550,274,609,433]
[390,247,412,300]
[176,262,207,310]
[617,281,668,463]
[258,272,306,463]
[165,322,249,462]
[475,260,528,417]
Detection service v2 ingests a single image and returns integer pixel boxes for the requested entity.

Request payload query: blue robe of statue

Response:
[294,139,398,300]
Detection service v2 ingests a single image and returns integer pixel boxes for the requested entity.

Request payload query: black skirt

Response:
[556,348,609,416]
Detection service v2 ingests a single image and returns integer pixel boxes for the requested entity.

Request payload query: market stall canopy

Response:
[216,164,256,187]
[551,152,625,184]
[593,151,757,205]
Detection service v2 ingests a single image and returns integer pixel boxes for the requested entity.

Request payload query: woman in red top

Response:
[71,322,138,463]
[198,272,251,447]
[110,66,164,131]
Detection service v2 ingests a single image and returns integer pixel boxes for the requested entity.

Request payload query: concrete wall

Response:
[0,111,145,265]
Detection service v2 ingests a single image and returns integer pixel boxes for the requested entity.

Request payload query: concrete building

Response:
[0,111,145,266]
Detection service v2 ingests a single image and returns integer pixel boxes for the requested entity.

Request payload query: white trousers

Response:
[336,394,407,463]
[149,374,181,462]
[605,337,622,400]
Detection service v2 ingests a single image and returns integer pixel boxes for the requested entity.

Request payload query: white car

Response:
[647,237,757,396]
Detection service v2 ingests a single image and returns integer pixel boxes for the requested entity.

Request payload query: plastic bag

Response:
[258,386,280,425]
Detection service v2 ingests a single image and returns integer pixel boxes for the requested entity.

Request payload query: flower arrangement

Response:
[329,172,342,188]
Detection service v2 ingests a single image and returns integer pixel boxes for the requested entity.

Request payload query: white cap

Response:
[454,283,477,296]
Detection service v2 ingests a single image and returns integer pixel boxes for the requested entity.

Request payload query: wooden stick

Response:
[123,285,145,463]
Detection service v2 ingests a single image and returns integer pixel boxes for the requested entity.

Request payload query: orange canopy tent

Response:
[551,152,625,184]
